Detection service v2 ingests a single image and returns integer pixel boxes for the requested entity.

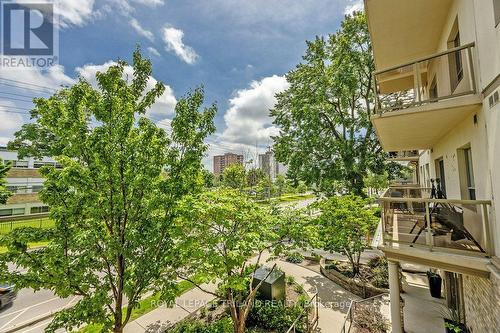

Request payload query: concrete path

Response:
[124,284,217,333]
[124,254,358,332]
[262,254,360,332]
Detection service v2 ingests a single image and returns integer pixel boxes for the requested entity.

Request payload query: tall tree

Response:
[173,188,313,333]
[271,12,388,196]
[0,50,216,333]
[314,195,378,275]
[222,163,247,189]
[0,158,11,204]
[247,167,266,188]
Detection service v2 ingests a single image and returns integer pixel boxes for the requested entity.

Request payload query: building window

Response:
[30,206,49,214]
[0,208,25,216]
[34,161,55,168]
[6,160,29,168]
[464,148,476,200]
[494,0,500,27]
[429,77,438,101]
[448,18,463,92]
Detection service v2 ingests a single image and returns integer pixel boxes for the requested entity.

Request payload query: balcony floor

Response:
[371,94,482,151]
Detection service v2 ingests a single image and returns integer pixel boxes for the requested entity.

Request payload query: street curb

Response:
[0,309,59,333]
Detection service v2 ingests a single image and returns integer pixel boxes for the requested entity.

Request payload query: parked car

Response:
[0,284,17,309]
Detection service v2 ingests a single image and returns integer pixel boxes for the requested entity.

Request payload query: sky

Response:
[0,0,364,170]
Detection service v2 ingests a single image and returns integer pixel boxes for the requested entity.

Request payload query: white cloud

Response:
[147,47,161,57]
[14,0,96,28]
[75,61,177,117]
[220,75,289,147]
[129,18,154,41]
[162,26,199,64]
[131,0,165,6]
[0,65,75,91]
[344,0,364,15]
[0,101,26,143]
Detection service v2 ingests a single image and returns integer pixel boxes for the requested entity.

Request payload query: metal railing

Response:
[374,42,476,114]
[0,214,52,233]
[379,186,492,256]
[286,293,319,333]
[386,150,419,160]
[340,293,389,333]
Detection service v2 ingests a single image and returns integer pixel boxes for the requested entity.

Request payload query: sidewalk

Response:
[124,284,217,333]
[125,255,358,332]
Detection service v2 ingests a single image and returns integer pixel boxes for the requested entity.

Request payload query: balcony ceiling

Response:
[364,0,453,71]
[371,95,482,151]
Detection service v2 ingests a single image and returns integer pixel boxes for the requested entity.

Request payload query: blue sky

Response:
[0,0,363,169]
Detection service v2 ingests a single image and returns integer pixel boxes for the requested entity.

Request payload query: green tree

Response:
[257,177,275,199]
[222,163,246,189]
[247,167,266,188]
[173,188,313,333]
[0,158,11,204]
[274,174,286,197]
[1,50,216,333]
[201,168,215,188]
[297,181,308,194]
[271,12,392,196]
[364,172,389,196]
[314,195,378,275]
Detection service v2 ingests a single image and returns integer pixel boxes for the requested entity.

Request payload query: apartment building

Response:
[365,0,500,332]
[0,148,56,217]
[213,153,244,176]
[258,150,288,181]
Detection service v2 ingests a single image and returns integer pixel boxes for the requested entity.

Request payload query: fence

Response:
[0,214,52,234]
[340,293,390,333]
[286,293,319,333]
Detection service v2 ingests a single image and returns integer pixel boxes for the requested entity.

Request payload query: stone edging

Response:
[319,258,388,299]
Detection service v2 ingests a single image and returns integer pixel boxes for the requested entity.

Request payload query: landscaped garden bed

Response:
[320,257,389,299]
[166,278,312,333]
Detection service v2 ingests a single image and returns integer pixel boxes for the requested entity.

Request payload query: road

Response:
[0,196,321,332]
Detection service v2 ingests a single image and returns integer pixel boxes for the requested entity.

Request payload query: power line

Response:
[0,82,54,94]
[0,91,39,99]
[0,77,58,92]
[0,104,32,111]
[0,96,34,103]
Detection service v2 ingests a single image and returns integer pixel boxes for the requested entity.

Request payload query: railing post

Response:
[413,63,421,103]
[467,46,476,94]
[373,72,380,113]
[481,203,492,255]
[381,201,386,246]
[425,201,433,250]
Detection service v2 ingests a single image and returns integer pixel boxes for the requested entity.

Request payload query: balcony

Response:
[371,43,482,151]
[386,150,419,161]
[378,186,492,277]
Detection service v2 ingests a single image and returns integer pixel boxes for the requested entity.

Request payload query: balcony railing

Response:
[374,43,476,114]
[386,150,419,160]
[379,186,492,256]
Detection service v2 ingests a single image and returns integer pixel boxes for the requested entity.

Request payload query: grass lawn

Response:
[0,241,49,254]
[0,217,54,234]
[79,278,201,333]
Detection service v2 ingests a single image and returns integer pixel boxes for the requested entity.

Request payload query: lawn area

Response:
[0,217,54,234]
[0,241,50,254]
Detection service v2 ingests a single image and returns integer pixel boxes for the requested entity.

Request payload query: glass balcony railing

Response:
[374,43,477,114]
[379,185,492,256]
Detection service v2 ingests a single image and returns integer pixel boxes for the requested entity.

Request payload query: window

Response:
[464,148,476,200]
[31,185,44,193]
[0,208,25,216]
[448,18,463,92]
[494,0,500,27]
[6,160,29,168]
[34,161,55,168]
[30,206,49,214]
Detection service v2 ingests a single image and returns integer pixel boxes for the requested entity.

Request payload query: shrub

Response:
[286,275,296,285]
[310,252,322,262]
[367,257,389,289]
[353,304,390,333]
[167,316,233,333]
[286,252,304,264]
[248,300,305,332]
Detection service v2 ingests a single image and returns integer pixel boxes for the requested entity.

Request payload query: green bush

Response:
[367,257,389,289]
[167,316,233,333]
[286,275,296,285]
[248,300,305,332]
[286,252,304,264]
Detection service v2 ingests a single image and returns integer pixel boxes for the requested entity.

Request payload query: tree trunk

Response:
[113,324,123,333]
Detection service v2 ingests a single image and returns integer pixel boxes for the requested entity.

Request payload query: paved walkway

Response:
[124,253,359,332]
